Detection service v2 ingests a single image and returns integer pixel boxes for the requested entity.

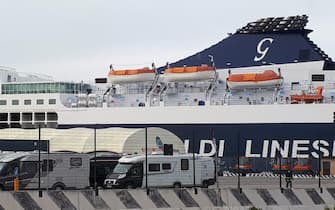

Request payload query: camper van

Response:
[0,152,90,190]
[0,152,30,190]
[103,154,215,189]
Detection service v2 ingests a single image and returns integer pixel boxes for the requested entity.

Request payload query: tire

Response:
[52,183,65,191]
[55,186,63,191]
[173,183,181,189]
[125,183,134,189]
[202,180,209,188]
[0,185,4,191]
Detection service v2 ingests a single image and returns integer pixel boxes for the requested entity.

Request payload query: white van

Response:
[0,152,90,190]
[104,154,215,189]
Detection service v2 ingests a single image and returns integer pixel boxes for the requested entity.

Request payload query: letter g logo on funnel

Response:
[254,38,274,62]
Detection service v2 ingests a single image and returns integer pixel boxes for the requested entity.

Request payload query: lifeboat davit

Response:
[108,67,155,84]
[164,65,215,82]
[290,86,324,103]
[227,70,283,89]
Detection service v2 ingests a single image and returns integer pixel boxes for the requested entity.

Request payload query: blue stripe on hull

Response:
[58,123,335,157]
[58,123,335,171]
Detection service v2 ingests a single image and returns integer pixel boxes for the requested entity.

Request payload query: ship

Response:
[1,15,335,173]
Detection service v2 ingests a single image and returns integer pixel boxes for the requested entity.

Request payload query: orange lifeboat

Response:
[108,67,155,84]
[227,70,283,89]
[164,65,215,82]
[290,86,323,103]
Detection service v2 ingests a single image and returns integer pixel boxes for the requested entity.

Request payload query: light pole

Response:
[192,128,197,194]
[38,124,42,197]
[211,128,221,205]
[145,127,149,195]
[237,132,241,193]
[319,139,323,193]
[94,126,98,196]
[279,143,283,193]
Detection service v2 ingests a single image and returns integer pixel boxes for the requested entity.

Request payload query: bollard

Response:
[14,177,19,192]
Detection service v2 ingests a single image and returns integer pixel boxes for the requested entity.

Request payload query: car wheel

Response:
[125,183,134,189]
[202,180,209,188]
[173,183,181,189]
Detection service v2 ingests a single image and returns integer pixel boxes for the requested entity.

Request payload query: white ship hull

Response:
[57,103,333,125]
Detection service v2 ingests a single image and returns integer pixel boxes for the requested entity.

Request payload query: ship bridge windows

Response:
[1,82,90,95]
[0,100,6,105]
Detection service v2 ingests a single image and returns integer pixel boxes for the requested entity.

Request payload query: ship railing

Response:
[65,80,335,108]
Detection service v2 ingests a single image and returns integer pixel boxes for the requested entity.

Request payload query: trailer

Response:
[104,153,215,189]
[0,152,90,190]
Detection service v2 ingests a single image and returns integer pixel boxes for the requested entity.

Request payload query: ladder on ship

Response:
[205,71,218,102]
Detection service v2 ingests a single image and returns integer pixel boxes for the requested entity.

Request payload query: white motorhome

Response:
[104,154,215,189]
[0,152,90,190]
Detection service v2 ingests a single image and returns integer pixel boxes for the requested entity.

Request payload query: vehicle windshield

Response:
[113,163,132,174]
[0,162,5,173]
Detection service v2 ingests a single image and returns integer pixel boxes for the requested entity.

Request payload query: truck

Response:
[0,152,90,190]
[103,153,215,189]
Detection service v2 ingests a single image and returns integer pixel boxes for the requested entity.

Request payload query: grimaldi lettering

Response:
[186,139,335,158]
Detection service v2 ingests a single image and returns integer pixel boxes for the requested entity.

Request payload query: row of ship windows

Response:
[1,82,90,94]
[0,99,56,106]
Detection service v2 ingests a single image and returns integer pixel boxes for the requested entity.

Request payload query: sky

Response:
[0,0,334,82]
